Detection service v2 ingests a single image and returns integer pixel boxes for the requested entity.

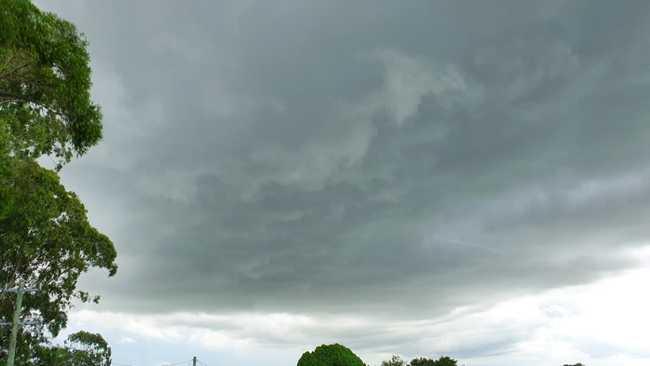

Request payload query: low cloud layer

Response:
[66,255,650,366]
[35,0,650,364]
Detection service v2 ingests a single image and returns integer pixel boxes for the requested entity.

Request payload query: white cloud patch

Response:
[377,50,472,126]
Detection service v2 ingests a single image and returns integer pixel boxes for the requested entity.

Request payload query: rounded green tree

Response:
[297,344,366,366]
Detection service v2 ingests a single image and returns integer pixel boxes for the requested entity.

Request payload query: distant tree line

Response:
[296,344,584,366]
[297,344,460,366]
[380,354,457,366]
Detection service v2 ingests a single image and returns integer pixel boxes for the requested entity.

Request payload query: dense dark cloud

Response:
[36,0,650,321]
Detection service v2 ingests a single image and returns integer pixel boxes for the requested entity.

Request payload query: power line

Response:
[161,360,192,366]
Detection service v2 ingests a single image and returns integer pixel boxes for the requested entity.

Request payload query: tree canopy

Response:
[0,158,117,364]
[381,355,404,366]
[0,158,117,331]
[0,0,102,167]
[297,344,366,366]
[409,357,457,366]
[29,331,111,366]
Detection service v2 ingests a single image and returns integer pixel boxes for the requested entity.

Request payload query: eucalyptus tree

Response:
[0,158,117,331]
[0,0,102,168]
[0,1,117,364]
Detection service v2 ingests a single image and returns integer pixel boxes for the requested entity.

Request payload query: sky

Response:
[32,1,650,365]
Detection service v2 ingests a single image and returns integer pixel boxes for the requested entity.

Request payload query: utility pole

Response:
[6,288,24,366]
[1,287,37,366]
[193,356,198,366]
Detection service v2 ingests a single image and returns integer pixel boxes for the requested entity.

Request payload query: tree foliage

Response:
[297,344,366,366]
[0,0,102,167]
[29,331,111,366]
[381,355,405,366]
[409,357,457,366]
[408,358,432,366]
[0,1,116,364]
[0,158,117,330]
[379,356,459,366]
[0,158,117,364]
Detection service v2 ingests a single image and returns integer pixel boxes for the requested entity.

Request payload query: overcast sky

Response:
[34,1,650,365]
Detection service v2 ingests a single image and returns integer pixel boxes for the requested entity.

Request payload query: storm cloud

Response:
[34,0,650,364]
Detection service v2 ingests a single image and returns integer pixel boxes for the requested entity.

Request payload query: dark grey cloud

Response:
[35,0,650,321]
